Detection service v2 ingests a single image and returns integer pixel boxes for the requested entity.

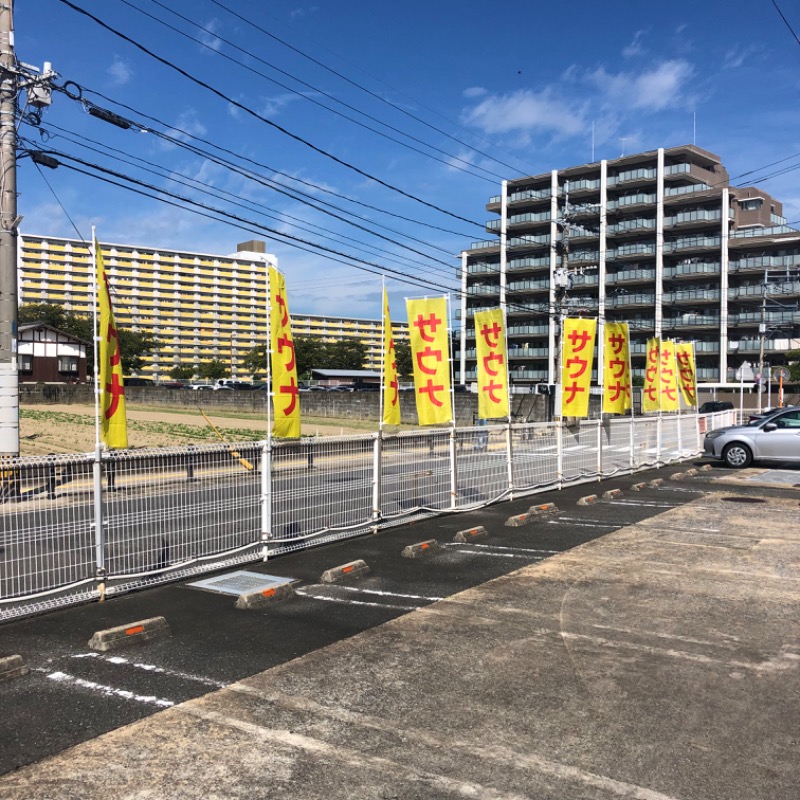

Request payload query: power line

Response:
[203,0,537,177]
[117,0,509,184]
[55,0,486,230]
[770,0,800,47]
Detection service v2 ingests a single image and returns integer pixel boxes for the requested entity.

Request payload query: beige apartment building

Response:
[18,236,407,380]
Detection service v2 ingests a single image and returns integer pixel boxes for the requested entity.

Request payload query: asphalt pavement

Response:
[0,459,798,799]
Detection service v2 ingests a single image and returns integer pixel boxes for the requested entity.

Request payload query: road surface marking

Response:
[71,653,226,688]
[40,670,174,707]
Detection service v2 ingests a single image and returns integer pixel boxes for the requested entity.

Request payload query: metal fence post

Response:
[260,438,271,561]
[597,419,603,479]
[186,443,197,481]
[371,431,382,528]
[657,414,663,467]
[47,453,57,500]
[556,419,564,489]
[92,445,106,592]
[629,415,636,471]
[449,426,458,511]
[506,419,514,501]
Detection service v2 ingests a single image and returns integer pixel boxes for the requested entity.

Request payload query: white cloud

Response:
[198,19,222,52]
[462,86,488,99]
[589,60,694,112]
[107,56,132,86]
[462,89,584,137]
[260,93,302,118]
[622,30,647,59]
[723,44,761,70]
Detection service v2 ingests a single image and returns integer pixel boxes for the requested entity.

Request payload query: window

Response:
[19,354,33,373]
[58,356,79,374]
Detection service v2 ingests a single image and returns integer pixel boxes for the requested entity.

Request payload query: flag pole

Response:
[379,276,385,432]
[91,228,101,450]
[261,264,273,560]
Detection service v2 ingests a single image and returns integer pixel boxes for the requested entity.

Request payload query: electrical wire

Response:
[55,0,486,230]
[32,123,463,279]
[203,0,538,177]
[117,0,509,183]
[770,0,800,47]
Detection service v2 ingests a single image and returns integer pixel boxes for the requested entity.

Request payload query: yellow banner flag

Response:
[382,288,400,426]
[602,322,632,415]
[474,308,510,419]
[642,338,661,413]
[675,343,697,408]
[269,266,301,438]
[406,297,452,425]
[560,318,597,418]
[659,339,680,412]
[96,238,128,449]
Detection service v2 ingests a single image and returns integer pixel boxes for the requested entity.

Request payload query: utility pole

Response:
[0,2,19,457]
[0,2,56,458]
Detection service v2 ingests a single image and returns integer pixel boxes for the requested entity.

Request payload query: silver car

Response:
[703,406,800,467]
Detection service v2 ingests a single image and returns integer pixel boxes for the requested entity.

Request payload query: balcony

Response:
[507,324,550,337]
[662,288,720,304]
[467,262,500,275]
[606,268,656,286]
[507,255,551,272]
[606,292,656,308]
[607,167,657,186]
[663,260,720,279]
[508,234,550,248]
[467,284,500,297]
[608,218,656,236]
[667,235,721,252]
[610,242,656,259]
[663,315,721,330]
[607,193,657,210]
[507,279,550,293]
[507,211,551,226]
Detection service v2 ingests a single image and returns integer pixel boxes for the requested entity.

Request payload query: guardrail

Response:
[0,412,729,621]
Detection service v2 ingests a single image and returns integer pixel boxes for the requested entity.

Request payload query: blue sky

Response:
[16,0,800,321]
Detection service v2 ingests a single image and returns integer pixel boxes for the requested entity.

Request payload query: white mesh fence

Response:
[2,412,725,620]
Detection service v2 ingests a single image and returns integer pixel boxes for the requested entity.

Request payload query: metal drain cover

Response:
[188,571,292,596]
[721,497,767,504]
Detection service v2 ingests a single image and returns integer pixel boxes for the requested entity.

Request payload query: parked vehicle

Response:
[698,401,734,414]
[703,406,800,467]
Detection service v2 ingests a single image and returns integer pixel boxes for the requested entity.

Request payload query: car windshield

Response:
[747,407,795,426]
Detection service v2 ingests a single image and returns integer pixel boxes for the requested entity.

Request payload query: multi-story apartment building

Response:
[459,145,800,390]
[18,235,407,379]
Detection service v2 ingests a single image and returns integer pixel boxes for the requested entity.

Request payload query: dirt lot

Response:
[19,404,375,456]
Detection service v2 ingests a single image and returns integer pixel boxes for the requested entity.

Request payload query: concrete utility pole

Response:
[0,1,19,457]
[0,1,56,457]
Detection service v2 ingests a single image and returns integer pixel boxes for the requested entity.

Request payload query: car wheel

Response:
[722,442,752,469]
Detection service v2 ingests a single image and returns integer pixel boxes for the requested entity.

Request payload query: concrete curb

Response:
[0,655,28,683]
[630,482,648,492]
[648,478,664,488]
[505,513,531,527]
[578,494,598,506]
[401,540,441,558]
[454,526,488,542]
[88,617,170,652]
[235,582,295,610]
[320,560,370,583]
[602,489,623,500]
[528,502,559,515]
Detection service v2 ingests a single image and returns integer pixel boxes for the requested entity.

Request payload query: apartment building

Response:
[459,144,800,389]
[18,236,407,379]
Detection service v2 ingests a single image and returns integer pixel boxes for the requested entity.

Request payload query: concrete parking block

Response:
[699,464,713,472]
[577,494,598,506]
[602,489,623,500]
[454,526,488,542]
[528,502,559,515]
[88,617,171,652]
[504,513,531,527]
[648,478,664,487]
[670,472,688,481]
[320,560,370,583]
[0,655,28,683]
[401,540,441,558]
[235,582,295,610]
[630,482,647,492]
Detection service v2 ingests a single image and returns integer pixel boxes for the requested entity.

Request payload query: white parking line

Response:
[39,669,175,708]
[443,542,558,555]
[71,653,226,688]
[331,585,444,602]
[547,518,619,529]
[295,587,418,611]
[452,549,547,560]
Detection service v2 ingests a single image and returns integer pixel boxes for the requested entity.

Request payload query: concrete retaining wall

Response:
[20,383,552,424]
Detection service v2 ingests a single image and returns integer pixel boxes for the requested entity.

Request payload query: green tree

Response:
[198,359,228,381]
[326,339,367,370]
[394,341,412,379]
[169,364,195,381]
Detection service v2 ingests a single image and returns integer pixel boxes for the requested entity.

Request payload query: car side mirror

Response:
[763,423,778,432]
